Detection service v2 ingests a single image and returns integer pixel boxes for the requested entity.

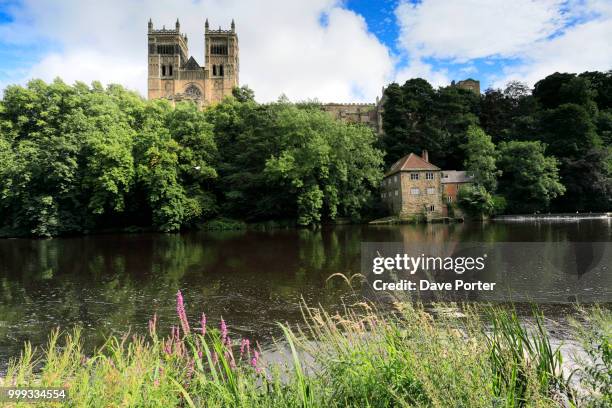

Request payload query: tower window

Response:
[162,65,166,76]
[220,64,224,77]
[211,44,228,55]
[169,65,173,76]
[213,65,217,76]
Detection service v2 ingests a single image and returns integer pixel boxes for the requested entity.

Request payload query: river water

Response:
[0,219,610,371]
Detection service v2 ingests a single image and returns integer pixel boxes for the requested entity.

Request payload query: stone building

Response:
[147,18,239,106]
[321,89,386,134]
[381,151,445,217]
[453,78,480,94]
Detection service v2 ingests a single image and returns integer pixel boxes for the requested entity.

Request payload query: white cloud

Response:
[495,6,612,88]
[394,0,612,89]
[395,0,565,61]
[0,0,394,102]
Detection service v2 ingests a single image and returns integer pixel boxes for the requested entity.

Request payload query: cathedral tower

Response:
[147,18,239,106]
[204,19,239,103]
[147,19,189,100]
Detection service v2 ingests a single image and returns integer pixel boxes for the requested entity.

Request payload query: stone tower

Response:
[147,18,239,106]
[204,18,240,103]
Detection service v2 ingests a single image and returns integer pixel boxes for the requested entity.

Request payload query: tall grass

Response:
[0,293,608,407]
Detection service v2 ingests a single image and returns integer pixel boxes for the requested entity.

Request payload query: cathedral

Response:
[147,18,239,106]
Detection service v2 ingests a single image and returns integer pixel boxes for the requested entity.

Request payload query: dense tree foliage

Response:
[382,70,612,214]
[1,70,610,236]
[462,125,499,192]
[379,78,479,169]
[497,141,565,213]
[0,79,383,236]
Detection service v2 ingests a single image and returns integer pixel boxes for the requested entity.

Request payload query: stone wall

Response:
[381,170,445,217]
[322,103,382,134]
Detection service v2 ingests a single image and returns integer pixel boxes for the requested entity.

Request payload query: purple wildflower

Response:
[240,338,250,357]
[220,318,228,344]
[176,290,191,335]
[251,350,261,373]
[199,313,207,335]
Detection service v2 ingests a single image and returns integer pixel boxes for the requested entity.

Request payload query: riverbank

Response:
[369,215,464,224]
[1,292,609,407]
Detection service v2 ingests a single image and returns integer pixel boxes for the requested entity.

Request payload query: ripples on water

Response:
[0,220,610,371]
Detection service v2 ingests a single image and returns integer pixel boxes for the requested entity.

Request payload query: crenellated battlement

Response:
[324,103,376,107]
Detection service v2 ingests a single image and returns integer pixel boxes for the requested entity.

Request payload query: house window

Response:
[169,64,173,76]
[429,205,435,212]
[426,172,434,180]
[394,175,398,183]
[447,196,453,203]
[161,65,166,76]
[220,64,224,76]
[410,188,420,195]
[410,173,419,180]
[395,190,399,196]
[427,187,436,195]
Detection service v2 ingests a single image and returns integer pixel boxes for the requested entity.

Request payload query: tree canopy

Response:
[0,80,383,236]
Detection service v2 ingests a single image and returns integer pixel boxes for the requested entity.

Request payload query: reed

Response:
[0,292,608,407]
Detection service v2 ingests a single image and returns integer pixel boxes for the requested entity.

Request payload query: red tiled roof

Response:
[384,153,440,177]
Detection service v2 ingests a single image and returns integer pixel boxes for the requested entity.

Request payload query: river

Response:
[0,219,610,371]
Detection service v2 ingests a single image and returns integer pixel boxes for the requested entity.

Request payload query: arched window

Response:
[212,65,217,76]
[219,64,224,77]
[161,65,166,76]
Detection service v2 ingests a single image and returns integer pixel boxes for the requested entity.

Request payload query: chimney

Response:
[421,149,429,162]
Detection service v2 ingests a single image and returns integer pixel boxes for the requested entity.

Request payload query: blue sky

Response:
[0,0,610,102]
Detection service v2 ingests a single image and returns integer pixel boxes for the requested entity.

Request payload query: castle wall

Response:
[322,103,381,133]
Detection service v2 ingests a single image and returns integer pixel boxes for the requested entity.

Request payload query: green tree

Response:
[497,141,565,213]
[232,85,256,103]
[380,79,479,169]
[462,125,499,192]
[265,105,384,225]
[457,185,495,218]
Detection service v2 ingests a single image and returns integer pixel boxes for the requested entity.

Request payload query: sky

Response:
[0,0,610,102]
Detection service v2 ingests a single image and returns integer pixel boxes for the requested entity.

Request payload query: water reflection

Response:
[0,220,610,371]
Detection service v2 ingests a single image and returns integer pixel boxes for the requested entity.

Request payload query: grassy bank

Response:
[1,293,609,407]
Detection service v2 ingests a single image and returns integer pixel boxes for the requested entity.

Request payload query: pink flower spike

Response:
[176,290,191,335]
[240,338,250,357]
[220,318,228,344]
[200,313,207,335]
[251,350,259,369]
